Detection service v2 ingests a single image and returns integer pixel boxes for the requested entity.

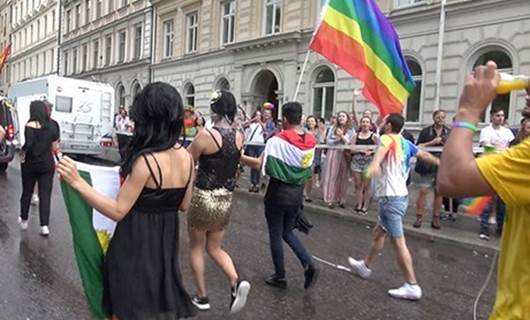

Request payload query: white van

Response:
[8,75,115,155]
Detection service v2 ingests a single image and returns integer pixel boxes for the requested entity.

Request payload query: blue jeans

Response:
[377,196,408,238]
[480,197,505,235]
[264,203,312,278]
[245,145,264,186]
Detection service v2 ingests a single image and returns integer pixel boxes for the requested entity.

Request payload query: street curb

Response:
[234,189,499,254]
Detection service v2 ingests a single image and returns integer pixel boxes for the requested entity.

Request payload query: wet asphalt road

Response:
[0,163,496,320]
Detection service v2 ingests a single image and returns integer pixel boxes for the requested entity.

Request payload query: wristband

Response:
[451,121,478,132]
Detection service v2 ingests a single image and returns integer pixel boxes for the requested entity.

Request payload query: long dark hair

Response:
[121,82,184,176]
[29,100,51,128]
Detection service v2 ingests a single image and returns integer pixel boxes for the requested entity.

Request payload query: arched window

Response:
[215,78,230,91]
[473,49,512,122]
[312,66,335,119]
[117,84,126,108]
[184,83,195,107]
[132,82,142,99]
[405,58,422,123]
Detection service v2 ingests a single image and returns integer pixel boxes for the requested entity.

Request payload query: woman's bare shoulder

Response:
[26,121,41,129]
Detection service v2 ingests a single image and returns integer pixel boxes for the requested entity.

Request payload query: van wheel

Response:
[0,163,7,173]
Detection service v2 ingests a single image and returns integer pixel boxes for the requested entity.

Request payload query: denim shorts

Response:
[377,196,408,238]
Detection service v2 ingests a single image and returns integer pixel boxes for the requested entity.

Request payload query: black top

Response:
[415,125,450,175]
[195,127,241,192]
[265,177,304,207]
[22,121,60,170]
[355,133,376,145]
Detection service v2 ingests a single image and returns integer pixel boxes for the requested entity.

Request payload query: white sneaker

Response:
[348,257,372,279]
[18,217,28,230]
[40,226,50,236]
[31,193,39,206]
[388,283,422,301]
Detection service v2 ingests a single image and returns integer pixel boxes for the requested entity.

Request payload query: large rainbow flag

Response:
[0,43,11,73]
[310,0,415,116]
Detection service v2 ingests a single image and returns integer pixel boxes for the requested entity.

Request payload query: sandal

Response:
[431,215,441,230]
[304,196,313,203]
[339,202,346,209]
[413,216,423,228]
[360,207,369,215]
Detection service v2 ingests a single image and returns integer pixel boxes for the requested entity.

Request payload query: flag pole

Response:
[293,50,311,102]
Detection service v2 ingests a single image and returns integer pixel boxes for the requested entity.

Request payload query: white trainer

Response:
[388,283,422,301]
[40,226,50,236]
[18,217,28,230]
[348,257,372,279]
[31,193,40,206]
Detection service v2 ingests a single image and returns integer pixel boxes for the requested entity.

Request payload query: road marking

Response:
[312,255,352,273]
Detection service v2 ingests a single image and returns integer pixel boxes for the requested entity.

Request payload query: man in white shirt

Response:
[478,107,514,239]
[479,108,514,150]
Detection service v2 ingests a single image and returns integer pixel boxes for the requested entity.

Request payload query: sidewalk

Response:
[235,171,500,253]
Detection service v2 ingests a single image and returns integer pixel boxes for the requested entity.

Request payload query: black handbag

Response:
[295,205,313,235]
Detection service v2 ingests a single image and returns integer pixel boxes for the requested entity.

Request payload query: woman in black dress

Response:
[19,101,60,236]
[57,82,196,320]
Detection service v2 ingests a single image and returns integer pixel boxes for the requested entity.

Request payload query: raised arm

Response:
[437,62,497,197]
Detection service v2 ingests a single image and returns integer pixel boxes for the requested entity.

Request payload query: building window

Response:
[96,0,102,18]
[163,19,174,58]
[118,84,126,108]
[404,58,422,123]
[52,10,56,32]
[51,49,55,73]
[64,52,68,75]
[186,12,198,53]
[118,31,126,62]
[395,0,424,8]
[134,24,142,59]
[66,9,71,33]
[82,44,88,71]
[132,82,142,98]
[184,83,195,107]
[73,48,78,74]
[44,15,47,35]
[215,78,230,91]
[264,0,281,35]
[473,49,513,123]
[75,4,81,29]
[221,0,235,45]
[312,67,335,119]
[108,0,113,13]
[93,40,99,69]
[85,0,90,24]
[37,20,40,41]
[121,0,127,8]
[30,25,33,44]
[105,35,112,65]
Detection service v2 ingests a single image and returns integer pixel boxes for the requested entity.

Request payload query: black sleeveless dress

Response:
[104,153,196,320]
[188,127,241,231]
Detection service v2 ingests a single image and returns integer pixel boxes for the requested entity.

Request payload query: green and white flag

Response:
[60,162,120,319]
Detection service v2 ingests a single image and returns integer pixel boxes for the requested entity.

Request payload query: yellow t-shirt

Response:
[476,138,530,320]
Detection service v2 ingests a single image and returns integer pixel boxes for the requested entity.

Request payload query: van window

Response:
[56,96,73,113]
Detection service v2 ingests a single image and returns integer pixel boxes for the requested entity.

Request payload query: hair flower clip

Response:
[210,90,222,104]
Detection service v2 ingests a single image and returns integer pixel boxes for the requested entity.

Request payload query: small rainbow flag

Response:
[310,0,415,116]
[461,196,493,216]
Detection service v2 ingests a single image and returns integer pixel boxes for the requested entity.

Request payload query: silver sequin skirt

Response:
[187,187,233,231]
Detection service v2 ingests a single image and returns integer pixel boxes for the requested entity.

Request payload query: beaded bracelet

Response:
[451,121,479,132]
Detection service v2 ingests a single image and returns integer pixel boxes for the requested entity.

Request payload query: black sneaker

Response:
[191,295,211,311]
[229,279,251,314]
[264,274,287,289]
[304,265,320,289]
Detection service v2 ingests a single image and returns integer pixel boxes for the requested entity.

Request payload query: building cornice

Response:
[10,36,57,61]
[72,57,151,77]
[11,0,56,33]
[226,30,305,53]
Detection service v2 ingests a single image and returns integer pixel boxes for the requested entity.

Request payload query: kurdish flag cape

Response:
[61,162,119,319]
[262,129,317,185]
[310,0,415,116]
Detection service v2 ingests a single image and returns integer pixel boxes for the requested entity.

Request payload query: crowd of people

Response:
[3,61,528,319]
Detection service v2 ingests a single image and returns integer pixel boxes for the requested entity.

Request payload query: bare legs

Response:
[415,186,443,228]
[189,227,239,298]
[353,172,371,212]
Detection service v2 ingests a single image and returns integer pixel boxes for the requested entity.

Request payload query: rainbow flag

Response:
[461,196,493,216]
[0,43,11,73]
[310,0,415,116]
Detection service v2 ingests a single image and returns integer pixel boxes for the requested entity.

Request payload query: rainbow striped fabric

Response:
[461,196,493,216]
[310,0,415,116]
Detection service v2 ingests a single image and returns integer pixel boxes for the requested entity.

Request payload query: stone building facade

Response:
[151,0,530,128]
[0,0,11,94]
[60,0,153,111]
